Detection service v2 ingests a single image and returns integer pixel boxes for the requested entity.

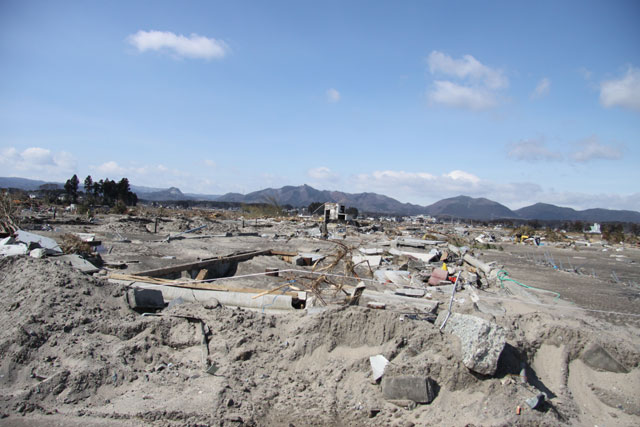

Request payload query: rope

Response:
[497,269,560,300]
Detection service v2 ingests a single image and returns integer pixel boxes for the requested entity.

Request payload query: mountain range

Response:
[2,177,639,222]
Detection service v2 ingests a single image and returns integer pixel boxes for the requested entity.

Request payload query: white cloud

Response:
[570,137,622,162]
[428,81,497,110]
[427,51,507,89]
[426,51,507,110]
[326,88,341,103]
[96,161,127,175]
[127,30,229,60]
[21,147,54,165]
[531,78,550,99]
[0,146,77,180]
[600,66,640,112]
[507,139,562,162]
[204,159,216,167]
[355,169,484,198]
[307,166,339,181]
[445,170,481,184]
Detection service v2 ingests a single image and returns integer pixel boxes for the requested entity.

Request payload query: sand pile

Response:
[0,256,639,426]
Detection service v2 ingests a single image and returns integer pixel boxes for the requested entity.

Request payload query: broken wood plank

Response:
[195,269,209,281]
[251,283,293,299]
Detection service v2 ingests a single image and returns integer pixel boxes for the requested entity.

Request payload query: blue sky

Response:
[1,0,639,210]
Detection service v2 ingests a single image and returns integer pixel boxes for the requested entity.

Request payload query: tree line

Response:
[63,174,137,207]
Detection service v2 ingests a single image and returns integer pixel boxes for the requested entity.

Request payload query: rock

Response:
[437,312,506,375]
[29,248,47,258]
[525,392,546,409]
[381,376,436,404]
[580,343,629,373]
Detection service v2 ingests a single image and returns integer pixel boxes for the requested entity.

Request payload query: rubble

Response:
[0,206,638,426]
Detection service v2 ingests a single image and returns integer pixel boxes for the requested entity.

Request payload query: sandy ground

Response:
[1,212,639,426]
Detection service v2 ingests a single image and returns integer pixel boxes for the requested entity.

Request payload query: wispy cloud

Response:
[354,169,483,198]
[426,51,507,111]
[90,160,227,194]
[427,51,507,89]
[507,138,562,162]
[531,78,550,99]
[127,30,229,60]
[506,136,623,163]
[326,88,341,103]
[600,66,640,112]
[570,136,622,162]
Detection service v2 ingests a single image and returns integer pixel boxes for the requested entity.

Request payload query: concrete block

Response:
[127,288,165,310]
[437,312,506,375]
[580,343,628,373]
[382,376,435,404]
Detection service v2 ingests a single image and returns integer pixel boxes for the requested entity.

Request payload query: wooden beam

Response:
[133,249,273,278]
[109,272,301,297]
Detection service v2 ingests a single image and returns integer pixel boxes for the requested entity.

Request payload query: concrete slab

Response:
[58,255,100,274]
[0,243,28,257]
[14,230,62,254]
[352,255,382,267]
[369,355,389,381]
[580,343,628,373]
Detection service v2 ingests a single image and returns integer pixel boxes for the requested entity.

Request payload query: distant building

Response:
[324,203,347,221]
[587,223,601,234]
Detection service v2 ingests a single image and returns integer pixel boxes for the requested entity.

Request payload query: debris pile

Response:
[0,209,638,426]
